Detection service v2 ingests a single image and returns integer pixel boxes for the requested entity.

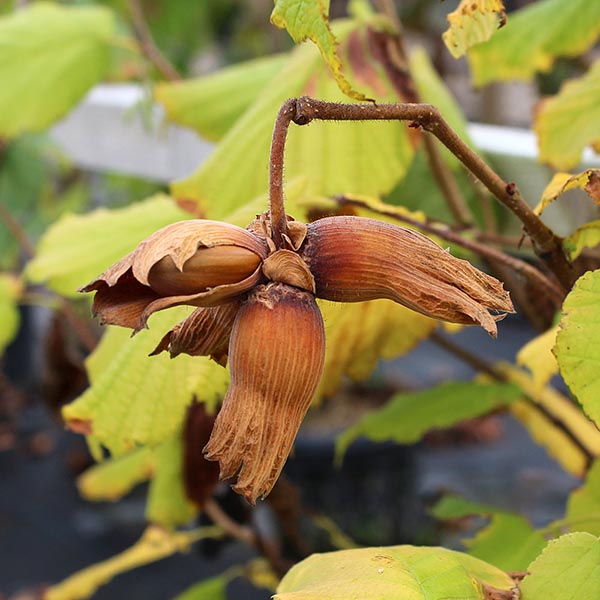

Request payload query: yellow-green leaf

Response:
[535,61,600,169]
[154,54,288,142]
[467,0,600,86]
[564,220,600,261]
[270,0,370,102]
[45,525,225,600]
[443,0,506,59]
[565,460,600,536]
[173,576,229,600]
[335,381,520,461]
[77,447,154,502]
[26,194,190,298]
[0,2,115,137]
[501,364,600,476]
[275,545,514,599]
[318,299,437,400]
[172,20,413,217]
[0,273,21,355]
[520,533,600,600]
[146,433,197,528]
[534,170,600,216]
[555,270,600,429]
[516,325,559,393]
[63,307,230,456]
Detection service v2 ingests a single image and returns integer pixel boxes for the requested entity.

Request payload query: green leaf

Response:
[442,0,506,59]
[564,220,600,261]
[335,382,520,460]
[565,460,600,536]
[275,545,514,599]
[77,447,154,502]
[26,194,190,297]
[146,433,197,528]
[516,326,559,394]
[154,53,288,142]
[534,170,600,216]
[431,495,499,520]
[173,576,229,600]
[555,270,600,429]
[535,61,600,170]
[62,307,230,456]
[270,0,370,101]
[467,0,600,86]
[172,19,413,218]
[0,2,115,137]
[45,525,225,600]
[0,274,20,355]
[520,533,600,600]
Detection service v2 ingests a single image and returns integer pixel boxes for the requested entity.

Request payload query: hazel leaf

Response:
[275,545,514,599]
[516,325,559,393]
[0,2,115,136]
[154,53,287,142]
[467,0,600,86]
[535,61,600,170]
[172,576,229,600]
[270,0,370,102]
[520,533,600,600]
[335,381,520,461]
[26,194,190,298]
[565,460,600,536]
[554,270,600,429]
[62,307,230,456]
[442,0,506,59]
[0,274,21,355]
[564,220,600,261]
[534,170,600,216]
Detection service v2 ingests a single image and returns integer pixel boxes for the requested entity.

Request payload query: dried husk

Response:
[81,220,268,330]
[301,216,514,337]
[203,283,325,504]
[262,249,315,293]
[150,301,240,365]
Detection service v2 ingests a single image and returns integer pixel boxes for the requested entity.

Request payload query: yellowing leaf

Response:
[335,382,520,461]
[318,299,437,399]
[172,20,413,217]
[467,0,600,86]
[0,273,21,355]
[534,170,600,216]
[77,447,154,502]
[501,364,600,476]
[26,194,190,298]
[555,270,600,429]
[565,460,600,536]
[45,525,225,600]
[146,433,197,528]
[154,54,288,141]
[275,545,514,599]
[0,3,115,137]
[443,0,506,59]
[516,325,559,393]
[520,533,600,600]
[63,308,230,456]
[564,220,600,261]
[535,61,600,169]
[270,0,370,102]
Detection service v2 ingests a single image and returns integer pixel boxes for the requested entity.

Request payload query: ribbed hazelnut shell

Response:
[301,216,514,336]
[203,283,325,504]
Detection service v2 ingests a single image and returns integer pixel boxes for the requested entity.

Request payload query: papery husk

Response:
[262,249,315,293]
[301,216,514,337]
[203,283,325,504]
[81,220,268,330]
[150,301,240,365]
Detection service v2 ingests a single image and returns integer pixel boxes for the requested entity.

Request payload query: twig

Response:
[430,331,593,468]
[204,498,256,547]
[336,194,565,308]
[0,202,36,259]
[283,97,575,290]
[127,0,181,82]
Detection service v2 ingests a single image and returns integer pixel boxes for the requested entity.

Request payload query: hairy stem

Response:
[430,331,593,468]
[336,194,565,308]
[127,0,181,82]
[287,97,575,290]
